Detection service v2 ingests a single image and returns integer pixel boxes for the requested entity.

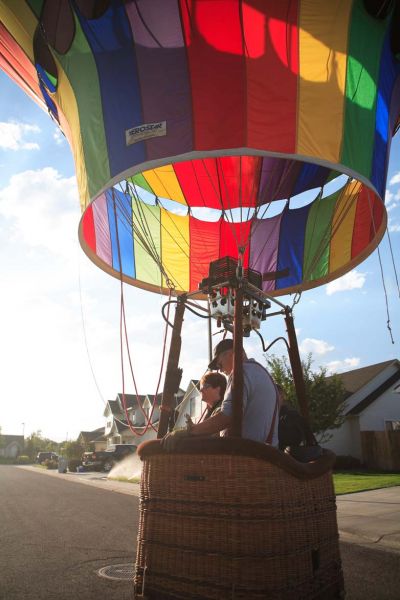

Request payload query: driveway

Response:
[337,487,400,552]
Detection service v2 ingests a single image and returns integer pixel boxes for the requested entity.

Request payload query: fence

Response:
[360,430,400,471]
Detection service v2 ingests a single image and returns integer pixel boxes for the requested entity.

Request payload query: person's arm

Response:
[190,411,231,436]
[161,410,231,451]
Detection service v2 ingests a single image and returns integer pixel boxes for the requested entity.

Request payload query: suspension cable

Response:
[112,190,174,435]
[386,225,400,298]
[367,189,395,344]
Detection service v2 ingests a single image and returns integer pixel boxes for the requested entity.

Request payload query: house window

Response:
[385,420,400,431]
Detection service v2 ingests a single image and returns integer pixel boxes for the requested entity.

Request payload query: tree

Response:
[61,440,84,460]
[267,354,346,443]
[24,430,58,460]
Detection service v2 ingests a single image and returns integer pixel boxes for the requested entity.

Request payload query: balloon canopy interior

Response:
[1,0,400,296]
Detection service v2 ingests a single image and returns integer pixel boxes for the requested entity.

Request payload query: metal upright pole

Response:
[231,286,244,437]
[157,297,185,438]
[284,306,309,422]
[231,253,245,438]
[207,298,212,364]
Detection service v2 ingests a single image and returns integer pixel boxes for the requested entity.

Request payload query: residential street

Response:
[0,466,137,600]
[1,466,400,599]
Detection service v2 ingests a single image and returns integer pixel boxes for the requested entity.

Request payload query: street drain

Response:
[97,563,134,581]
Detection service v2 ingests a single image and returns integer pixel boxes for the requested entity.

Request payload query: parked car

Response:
[36,451,58,464]
[82,444,137,472]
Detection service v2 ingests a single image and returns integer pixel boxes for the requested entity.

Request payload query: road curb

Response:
[15,465,141,496]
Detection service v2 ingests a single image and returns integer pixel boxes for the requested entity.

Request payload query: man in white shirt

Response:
[163,338,278,447]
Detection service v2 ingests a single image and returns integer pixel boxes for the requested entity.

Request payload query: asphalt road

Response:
[1,466,399,600]
[0,466,137,600]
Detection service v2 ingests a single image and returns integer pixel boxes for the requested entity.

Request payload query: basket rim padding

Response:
[137,437,335,480]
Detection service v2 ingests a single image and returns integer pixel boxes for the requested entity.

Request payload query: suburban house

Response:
[0,434,24,458]
[103,389,185,446]
[79,359,400,469]
[77,427,107,452]
[324,359,400,468]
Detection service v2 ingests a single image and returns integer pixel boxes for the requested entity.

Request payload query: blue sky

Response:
[0,70,399,442]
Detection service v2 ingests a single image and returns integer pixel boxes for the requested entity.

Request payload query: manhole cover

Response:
[97,563,134,581]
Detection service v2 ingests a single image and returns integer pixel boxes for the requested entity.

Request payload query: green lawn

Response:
[109,475,141,484]
[333,471,400,495]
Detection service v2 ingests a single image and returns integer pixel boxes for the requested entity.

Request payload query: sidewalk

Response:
[18,466,400,552]
[336,486,400,553]
[18,465,140,496]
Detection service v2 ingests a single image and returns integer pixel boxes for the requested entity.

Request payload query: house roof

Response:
[333,360,396,396]
[329,359,400,416]
[147,393,163,404]
[92,433,107,441]
[106,399,121,416]
[116,393,147,409]
[78,427,104,443]
[112,419,131,433]
[2,435,24,444]
[347,368,400,415]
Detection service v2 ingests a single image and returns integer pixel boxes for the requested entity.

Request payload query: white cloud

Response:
[389,223,400,232]
[299,337,334,355]
[385,189,394,203]
[325,357,360,374]
[326,270,366,296]
[53,127,65,145]
[0,121,40,150]
[389,172,400,186]
[0,167,79,257]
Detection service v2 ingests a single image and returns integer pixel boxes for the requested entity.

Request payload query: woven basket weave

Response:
[134,438,344,600]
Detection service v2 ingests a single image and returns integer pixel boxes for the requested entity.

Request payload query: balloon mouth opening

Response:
[121,171,352,223]
[101,152,365,222]
[79,153,386,297]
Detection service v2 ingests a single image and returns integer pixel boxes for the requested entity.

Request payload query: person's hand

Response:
[161,428,190,452]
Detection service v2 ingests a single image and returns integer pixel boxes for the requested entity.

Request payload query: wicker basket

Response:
[134,438,344,600]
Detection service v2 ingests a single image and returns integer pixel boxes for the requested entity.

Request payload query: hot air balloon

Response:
[1,1,400,598]
[1,0,399,299]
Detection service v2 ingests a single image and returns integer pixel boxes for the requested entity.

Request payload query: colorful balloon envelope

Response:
[1,0,400,296]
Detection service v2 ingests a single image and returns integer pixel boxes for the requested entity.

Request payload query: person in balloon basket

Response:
[162,338,279,450]
[197,370,228,421]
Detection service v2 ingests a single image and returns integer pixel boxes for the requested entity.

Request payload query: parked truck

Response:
[82,444,137,472]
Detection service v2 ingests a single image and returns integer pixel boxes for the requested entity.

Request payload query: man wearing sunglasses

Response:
[162,338,278,449]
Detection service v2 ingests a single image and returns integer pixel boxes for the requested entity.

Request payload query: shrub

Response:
[15,455,30,464]
[334,455,363,471]
[67,459,82,472]
[43,459,58,470]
